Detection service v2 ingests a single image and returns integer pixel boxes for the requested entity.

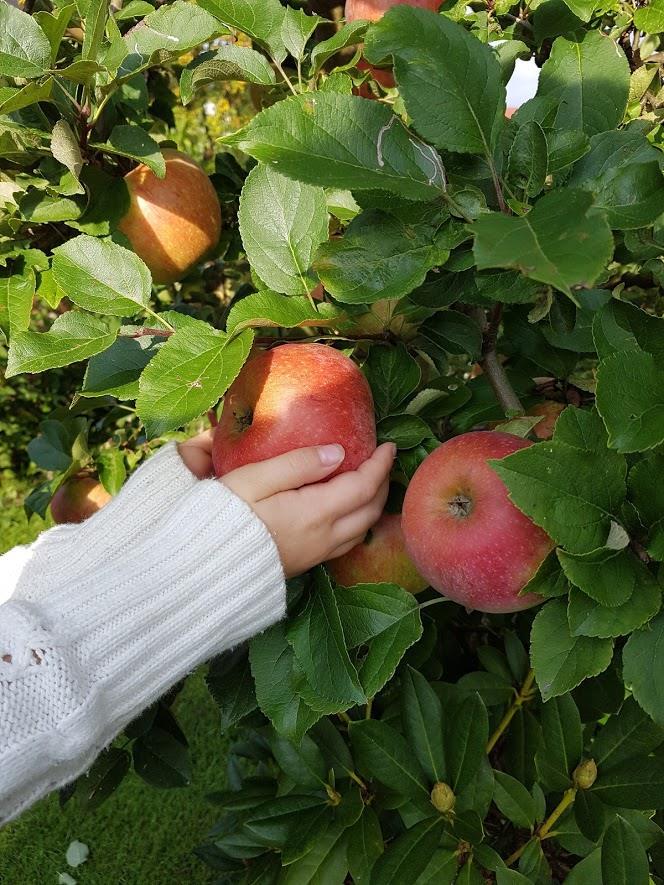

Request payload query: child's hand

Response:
[220,443,396,578]
[178,429,216,478]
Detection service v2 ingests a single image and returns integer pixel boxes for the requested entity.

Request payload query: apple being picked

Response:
[212,343,376,478]
[118,149,221,284]
[402,432,553,613]
[326,512,428,594]
[50,476,112,525]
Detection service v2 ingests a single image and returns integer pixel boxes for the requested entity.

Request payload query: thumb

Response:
[220,444,346,502]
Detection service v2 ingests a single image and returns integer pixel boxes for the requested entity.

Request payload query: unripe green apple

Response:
[402,431,554,613]
[50,476,112,524]
[118,149,221,284]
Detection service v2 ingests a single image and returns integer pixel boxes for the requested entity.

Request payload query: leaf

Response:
[370,817,446,885]
[52,235,152,316]
[506,121,548,198]
[521,31,629,137]
[592,697,664,770]
[81,331,164,400]
[6,312,118,377]
[311,20,368,73]
[363,343,421,420]
[568,130,664,230]
[401,667,445,784]
[546,129,591,173]
[0,3,51,78]
[623,611,664,725]
[136,321,253,438]
[76,747,130,810]
[315,208,449,304]
[82,0,109,62]
[287,567,366,714]
[207,650,258,731]
[559,0,596,21]
[596,350,664,453]
[221,93,446,202]
[226,291,343,336]
[0,78,53,115]
[269,735,326,788]
[238,164,328,296]
[634,0,664,32]
[51,120,84,183]
[591,756,664,808]
[365,7,505,155]
[27,417,87,472]
[416,310,483,362]
[280,6,320,61]
[34,4,74,64]
[124,1,223,59]
[349,719,429,804]
[279,821,348,884]
[593,300,664,362]
[0,263,35,339]
[133,726,191,788]
[180,45,276,105]
[242,794,327,846]
[94,125,165,178]
[472,188,614,299]
[197,0,285,59]
[535,694,582,790]
[377,415,432,450]
[530,598,613,701]
[601,815,649,885]
[567,582,661,639]
[558,547,643,607]
[493,771,537,829]
[628,453,664,560]
[446,692,490,793]
[249,622,322,742]
[96,449,126,496]
[347,808,383,884]
[492,439,626,554]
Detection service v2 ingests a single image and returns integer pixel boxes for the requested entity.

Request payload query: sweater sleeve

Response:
[0,443,285,826]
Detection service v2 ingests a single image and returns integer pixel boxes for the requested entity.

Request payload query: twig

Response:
[505,787,577,867]
[486,668,536,755]
[272,57,299,96]
[478,305,525,415]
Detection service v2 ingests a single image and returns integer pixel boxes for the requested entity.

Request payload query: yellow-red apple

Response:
[212,343,376,478]
[402,431,553,613]
[118,149,221,284]
[528,401,565,441]
[346,0,440,20]
[50,476,112,524]
[326,512,428,593]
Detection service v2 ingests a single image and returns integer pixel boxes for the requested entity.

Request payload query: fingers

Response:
[311,443,396,521]
[178,430,215,478]
[326,534,367,562]
[332,477,389,546]
[221,444,346,502]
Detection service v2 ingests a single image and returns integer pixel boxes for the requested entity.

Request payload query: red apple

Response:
[212,343,377,478]
[528,401,565,441]
[50,476,112,525]
[118,149,222,284]
[346,0,440,20]
[326,512,428,594]
[355,58,396,99]
[402,431,554,613]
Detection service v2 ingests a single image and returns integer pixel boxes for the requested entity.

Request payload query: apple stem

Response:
[486,668,536,755]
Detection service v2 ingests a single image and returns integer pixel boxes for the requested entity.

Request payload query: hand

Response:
[178,429,215,479]
[221,443,396,578]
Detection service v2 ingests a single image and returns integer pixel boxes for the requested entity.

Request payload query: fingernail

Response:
[319,444,345,466]
[389,443,397,458]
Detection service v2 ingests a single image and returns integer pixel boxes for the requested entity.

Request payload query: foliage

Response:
[1,0,664,880]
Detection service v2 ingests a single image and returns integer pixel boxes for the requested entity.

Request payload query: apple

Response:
[402,431,554,613]
[50,476,112,525]
[118,149,222,284]
[346,0,440,20]
[326,512,428,593]
[212,343,377,478]
[529,401,565,441]
[355,58,396,99]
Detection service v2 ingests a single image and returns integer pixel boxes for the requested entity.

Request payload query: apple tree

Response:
[2,0,664,879]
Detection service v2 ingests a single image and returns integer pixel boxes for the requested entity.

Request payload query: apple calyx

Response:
[448,493,473,520]
[232,406,253,433]
[572,759,598,790]
[430,781,456,813]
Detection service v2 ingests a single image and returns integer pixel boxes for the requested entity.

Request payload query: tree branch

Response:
[478,305,525,415]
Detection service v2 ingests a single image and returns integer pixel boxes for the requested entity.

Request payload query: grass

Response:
[0,494,230,885]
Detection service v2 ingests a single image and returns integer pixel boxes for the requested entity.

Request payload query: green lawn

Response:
[0,498,229,885]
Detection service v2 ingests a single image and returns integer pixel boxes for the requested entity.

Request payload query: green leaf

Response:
[401,667,445,784]
[370,817,446,885]
[567,580,661,639]
[242,794,327,848]
[279,821,348,884]
[568,130,664,230]
[180,45,276,105]
[522,31,629,137]
[197,0,285,59]
[593,300,664,362]
[506,121,548,198]
[596,350,664,453]
[558,547,643,607]
[6,312,118,378]
[416,310,482,362]
[349,718,429,804]
[51,119,84,183]
[136,321,253,438]
[530,598,613,701]
[0,3,51,78]
[553,405,608,451]
[221,93,446,202]
[535,693,582,790]
[82,0,109,62]
[123,1,223,59]
[0,78,53,115]
[96,448,126,496]
[81,331,164,400]
[492,439,626,554]
[133,725,191,788]
[52,235,152,317]
[34,3,75,64]
[77,747,131,810]
[280,6,320,62]
[249,622,322,742]
[27,417,87,472]
[238,164,328,297]
[493,770,537,829]
[377,415,432,450]
[559,0,596,21]
[634,0,664,32]
[623,611,664,725]
[287,568,366,714]
[473,188,613,299]
[445,692,489,794]
[114,1,155,20]
[363,343,421,420]
[269,734,326,788]
[226,291,343,335]
[315,208,449,304]
[546,129,590,173]
[0,263,35,339]
[414,850,458,884]
[591,756,664,808]
[592,697,664,770]
[207,650,258,731]
[311,20,367,73]
[365,7,505,155]
[601,815,649,885]
[93,125,165,178]
[347,808,383,885]
[628,453,664,561]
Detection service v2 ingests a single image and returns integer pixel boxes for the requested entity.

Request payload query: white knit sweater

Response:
[0,443,286,826]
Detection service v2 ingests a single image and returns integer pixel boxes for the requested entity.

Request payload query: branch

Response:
[486,668,536,754]
[478,305,525,416]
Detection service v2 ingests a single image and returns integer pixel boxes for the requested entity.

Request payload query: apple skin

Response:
[402,431,554,613]
[355,58,396,98]
[346,0,440,20]
[529,401,565,441]
[326,512,428,594]
[118,149,222,284]
[50,477,112,525]
[212,343,377,479]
